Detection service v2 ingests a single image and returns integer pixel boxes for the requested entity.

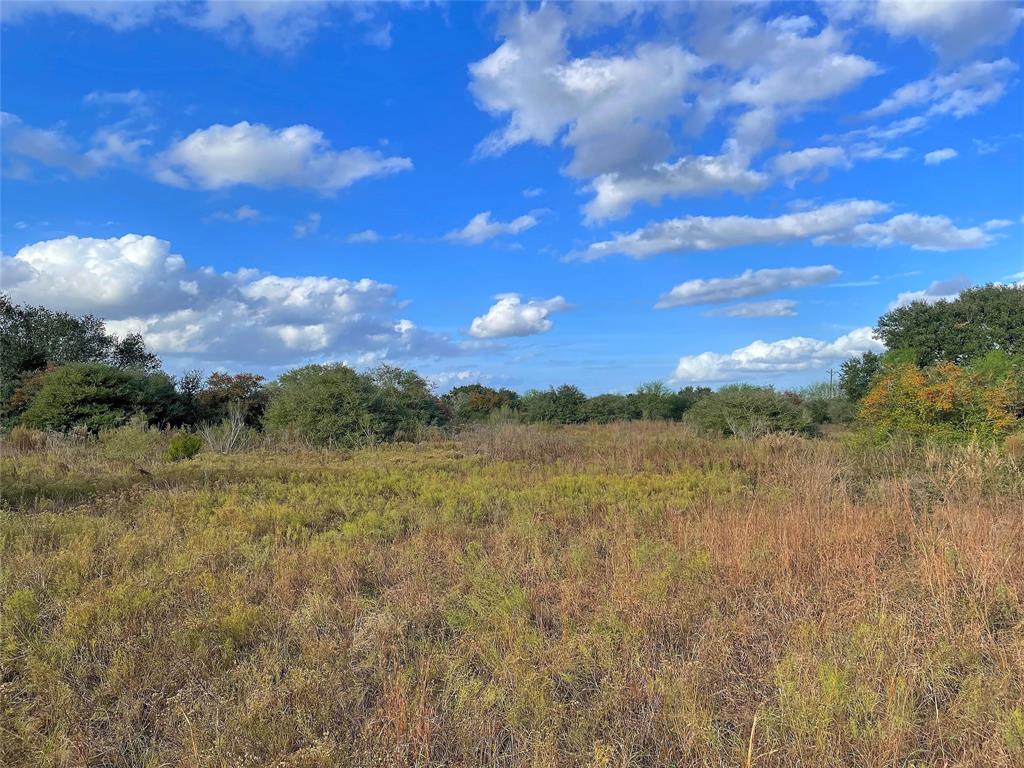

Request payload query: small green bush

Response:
[686,385,817,438]
[101,419,167,462]
[166,431,203,461]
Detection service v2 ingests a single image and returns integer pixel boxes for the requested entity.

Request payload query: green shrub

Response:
[686,385,817,438]
[520,385,587,424]
[19,363,183,432]
[859,359,1023,442]
[166,431,203,461]
[443,384,519,423]
[264,363,446,447]
[101,418,168,462]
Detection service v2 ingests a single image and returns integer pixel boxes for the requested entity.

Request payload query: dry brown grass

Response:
[1,422,1022,766]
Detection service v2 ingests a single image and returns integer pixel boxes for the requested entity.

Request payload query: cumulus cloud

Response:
[445,211,540,245]
[152,121,412,192]
[0,234,459,367]
[469,4,703,178]
[671,327,885,383]
[866,58,1017,119]
[704,300,798,318]
[924,147,957,165]
[580,200,1001,260]
[470,5,880,220]
[656,265,841,309]
[468,294,570,338]
[873,0,1023,59]
[889,274,972,309]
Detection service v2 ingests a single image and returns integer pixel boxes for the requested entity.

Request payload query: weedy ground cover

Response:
[1,422,1022,766]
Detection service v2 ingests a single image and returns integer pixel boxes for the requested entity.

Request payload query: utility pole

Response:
[827,368,836,398]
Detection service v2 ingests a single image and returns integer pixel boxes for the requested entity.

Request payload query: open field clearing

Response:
[2,423,1023,767]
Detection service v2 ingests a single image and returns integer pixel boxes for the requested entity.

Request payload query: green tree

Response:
[582,393,639,423]
[520,385,587,424]
[630,381,675,420]
[19,363,181,432]
[443,384,520,423]
[839,352,884,402]
[195,372,268,428]
[1,295,160,416]
[367,365,448,437]
[875,284,1024,366]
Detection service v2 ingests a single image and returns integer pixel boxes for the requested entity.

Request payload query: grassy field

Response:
[2,422,1023,767]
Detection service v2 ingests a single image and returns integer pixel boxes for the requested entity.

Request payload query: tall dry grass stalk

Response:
[1,422,1021,766]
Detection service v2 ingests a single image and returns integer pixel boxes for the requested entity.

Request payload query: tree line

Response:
[2,285,1022,447]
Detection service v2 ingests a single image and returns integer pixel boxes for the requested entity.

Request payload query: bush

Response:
[443,384,519,423]
[686,385,817,438]
[520,385,587,424]
[264,363,447,447]
[166,431,203,461]
[18,363,183,432]
[582,394,639,423]
[100,418,168,462]
[859,358,1023,442]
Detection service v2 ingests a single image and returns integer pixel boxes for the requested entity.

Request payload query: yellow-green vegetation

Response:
[2,422,1022,767]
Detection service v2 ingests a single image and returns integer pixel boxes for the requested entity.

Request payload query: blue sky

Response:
[2,1,1022,394]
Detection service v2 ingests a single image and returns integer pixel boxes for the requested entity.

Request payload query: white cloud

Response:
[153,121,412,192]
[470,5,879,221]
[889,274,972,309]
[211,205,261,223]
[924,147,958,165]
[873,1,1023,59]
[1,234,460,367]
[1,111,102,177]
[671,327,885,383]
[468,294,570,338]
[183,0,334,53]
[0,1,164,30]
[866,58,1017,119]
[704,300,798,318]
[816,213,1001,250]
[772,146,850,179]
[1,1,396,54]
[445,211,540,245]
[83,89,149,108]
[582,200,1001,260]
[522,187,544,198]
[430,369,485,389]
[656,265,841,308]
[585,153,769,222]
[579,200,889,260]
[293,212,321,239]
[347,229,381,243]
[469,4,703,178]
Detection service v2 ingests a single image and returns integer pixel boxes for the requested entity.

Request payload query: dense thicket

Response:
[3,285,1022,444]
[263,364,446,446]
[19,363,182,432]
